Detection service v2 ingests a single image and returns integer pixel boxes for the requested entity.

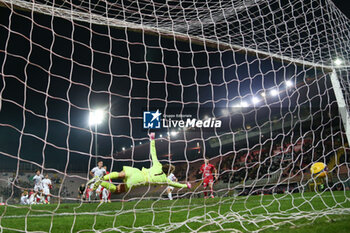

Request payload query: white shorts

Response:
[43,188,50,195]
[96,185,102,193]
[34,185,42,192]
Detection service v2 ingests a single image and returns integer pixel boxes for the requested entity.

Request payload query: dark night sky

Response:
[0,1,346,173]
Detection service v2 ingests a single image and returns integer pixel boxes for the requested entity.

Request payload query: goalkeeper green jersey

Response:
[122,140,187,190]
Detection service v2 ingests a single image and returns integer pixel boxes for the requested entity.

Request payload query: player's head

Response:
[162,164,175,175]
[97,161,103,168]
[45,174,49,179]
[23,190,28,196]
[204,157,209,165]
[35,169,40,175]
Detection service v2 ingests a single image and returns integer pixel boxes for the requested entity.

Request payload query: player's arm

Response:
[149,133,162,168]
[89,168,95,177]
[199,165,203,174]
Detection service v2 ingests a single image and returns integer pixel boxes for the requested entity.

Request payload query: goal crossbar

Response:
[0,0,337,72]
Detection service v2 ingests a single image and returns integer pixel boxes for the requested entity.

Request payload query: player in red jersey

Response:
[199,157,218,198]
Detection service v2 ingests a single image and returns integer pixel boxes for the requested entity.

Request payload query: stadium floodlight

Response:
[89,109,105,166]
[89,109,104,126]
[334,58,343,66]
[122,147,125,151]
[170,131,178,137]
[139,142,142,145]
[240,101,249,108]
[222,109,229,116]
[261,92,266,97]
[285,80,293,87]
[270,89,279,97]
[252,96,260,104]
[159,134,163,138]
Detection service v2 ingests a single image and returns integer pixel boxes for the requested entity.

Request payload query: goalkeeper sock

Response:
[168,193,173,200]
[100,181,117,193]
[103,172,120,181]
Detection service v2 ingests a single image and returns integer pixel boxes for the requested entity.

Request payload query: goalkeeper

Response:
[93,133,191,194]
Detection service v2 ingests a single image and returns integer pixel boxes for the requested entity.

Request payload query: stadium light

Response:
[222,109,229,116]
[89,109,105,126]
[232,101,249,109]
[285,80,293,88]
[270,89,279,97]
[89,109,105,167]
[122,147,125,151]
[251,96,260,104]
[260,92,266,97]
[240,101,249,108]
[334,58,343,66]
[159,134,163,138]
[170,131,178,137]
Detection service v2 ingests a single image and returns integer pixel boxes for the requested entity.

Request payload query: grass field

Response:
[0,191,350,232]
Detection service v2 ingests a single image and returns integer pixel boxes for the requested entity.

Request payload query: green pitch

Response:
[0,191,350,232]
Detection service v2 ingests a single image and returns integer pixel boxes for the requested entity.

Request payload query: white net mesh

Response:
[0,0,350,232]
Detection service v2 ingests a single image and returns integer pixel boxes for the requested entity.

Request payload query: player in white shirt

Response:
[33,170,43,192]
[167,170,178,200]
[33,170,44,203]
[41,174,52,204]
[28,190,36,205]
[88,161,106,201]
[20,191,29,205]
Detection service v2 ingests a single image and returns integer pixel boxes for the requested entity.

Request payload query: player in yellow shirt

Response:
[93,133,191,194]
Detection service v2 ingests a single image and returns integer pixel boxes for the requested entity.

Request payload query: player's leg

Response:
[107,188,111,203]
[209,181,214,198]
[203,179,208,198]
[88,185,94,202]
[96,185,103,202]
[43,188,50,203]
[103,171,126,181]
[167,187,173,200]
[33,186,38,203]
[102,188,108,203]
[98,181,126,194]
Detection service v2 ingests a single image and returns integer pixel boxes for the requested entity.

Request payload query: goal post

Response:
[330,70,350,145]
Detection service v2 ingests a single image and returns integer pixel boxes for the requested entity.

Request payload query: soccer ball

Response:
[310,162,328,178]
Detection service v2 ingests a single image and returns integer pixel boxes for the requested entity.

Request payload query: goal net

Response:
[0,0,349,232]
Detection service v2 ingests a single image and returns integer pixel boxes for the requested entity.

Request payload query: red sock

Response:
[99,192,102,200]
[204,191,207,197]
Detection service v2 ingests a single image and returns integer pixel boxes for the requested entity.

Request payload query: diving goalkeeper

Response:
[93,133,191,194]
